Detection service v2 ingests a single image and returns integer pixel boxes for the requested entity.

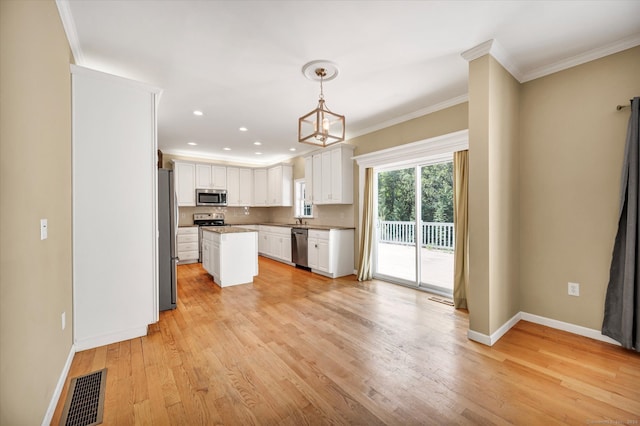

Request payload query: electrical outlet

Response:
[61,312,66,330]
[40,219,48,240]
[568,282,580,297]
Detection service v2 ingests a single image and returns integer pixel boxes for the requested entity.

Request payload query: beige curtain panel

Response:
[357,167,374,281]
[453,150,469,309]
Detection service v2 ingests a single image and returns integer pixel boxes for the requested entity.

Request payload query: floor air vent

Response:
[60,368,107,426]
[428,296,454,306]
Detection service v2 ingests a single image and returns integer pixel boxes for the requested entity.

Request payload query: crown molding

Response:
[460,39,495,62]
[71,65,162,95]
[488,40,524,82]
[462,35,640,84]
[460,39,524,82]
[520,33,640,82]
[56,0,85,65]
[161,148,299,167]
[347,94,469,141]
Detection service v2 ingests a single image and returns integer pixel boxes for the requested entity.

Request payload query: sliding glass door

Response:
[419,162,454,294]
[375,167,417,284]
[373,160,454,295]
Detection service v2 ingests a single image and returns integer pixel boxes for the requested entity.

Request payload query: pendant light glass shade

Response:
[298,65,345,147]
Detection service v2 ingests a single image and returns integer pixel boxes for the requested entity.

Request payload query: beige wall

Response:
[519,46,640,330]
[468,55,521,336]
[488,56,520,333]
[468,56,492,335]
[0,1,73,423]
[349,103,469,157]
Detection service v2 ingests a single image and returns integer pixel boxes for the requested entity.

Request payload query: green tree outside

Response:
[378,162,453,223]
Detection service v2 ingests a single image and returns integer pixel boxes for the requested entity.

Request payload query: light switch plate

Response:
[568,282,580,296]
[40,219,48,240]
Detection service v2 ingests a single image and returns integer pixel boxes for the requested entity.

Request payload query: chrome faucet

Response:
[296,217,303,225]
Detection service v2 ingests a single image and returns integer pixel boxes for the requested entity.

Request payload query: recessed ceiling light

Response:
[255,152,262,155]
[223,147,231,151]
[239,127,248,132]
[254,141,262,146]
[289,148,296,152]
[187,142,198,146]
[193,110,203,116]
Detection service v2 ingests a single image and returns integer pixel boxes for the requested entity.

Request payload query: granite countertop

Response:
[228,222,355,231]
[201,226,257,234]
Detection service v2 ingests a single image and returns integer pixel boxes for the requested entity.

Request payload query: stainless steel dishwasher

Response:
[291,227,309,267]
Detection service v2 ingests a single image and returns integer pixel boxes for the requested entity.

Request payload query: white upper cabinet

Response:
[253,169,268,206]
[312,154,322,204]
[321,151,332,203]
[172,161,290,208]
[239,168,253,206]
[267,164,293,207]
[174,161,196,206]
[227,167,253,206]
[304,156,313,203]
[196,164,226,189]
[305,144,355,205]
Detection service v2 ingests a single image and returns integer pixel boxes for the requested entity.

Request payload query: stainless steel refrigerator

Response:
[158,169,177,310]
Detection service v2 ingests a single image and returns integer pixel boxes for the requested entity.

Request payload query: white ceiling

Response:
[60,0,640,166]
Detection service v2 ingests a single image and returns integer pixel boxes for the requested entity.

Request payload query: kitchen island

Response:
[201,226,258,287]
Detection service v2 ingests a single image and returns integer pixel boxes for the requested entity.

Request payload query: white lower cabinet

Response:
[308,229,354,278]
[177,226,199,264]
[202,228,258,287]
[211,238,220,280]
[202,238,211,272]
[258,225,292,264]
[308,230,329,272]
[257,225,353,277]
[258,229,268,254]
[202,229,219,280]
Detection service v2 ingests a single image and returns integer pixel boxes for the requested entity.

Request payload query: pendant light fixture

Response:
[298,60,345,147]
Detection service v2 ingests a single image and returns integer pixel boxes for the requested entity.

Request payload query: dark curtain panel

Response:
[603,96,640,351]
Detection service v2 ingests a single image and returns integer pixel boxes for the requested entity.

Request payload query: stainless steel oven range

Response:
[193,212,226,262]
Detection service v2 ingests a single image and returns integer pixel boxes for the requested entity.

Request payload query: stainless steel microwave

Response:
[195,189,227,206]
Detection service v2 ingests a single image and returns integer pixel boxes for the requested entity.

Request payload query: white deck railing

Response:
[379,221,454,250]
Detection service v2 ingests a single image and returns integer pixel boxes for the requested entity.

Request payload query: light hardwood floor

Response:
[52,257,640,425]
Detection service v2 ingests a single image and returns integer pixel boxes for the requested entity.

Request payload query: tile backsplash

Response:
[177,204,354,228]
[178,206,270,227]
[269,204,355,228]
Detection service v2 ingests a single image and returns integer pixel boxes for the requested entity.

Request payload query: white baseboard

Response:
[467,329,493,346]
[520,312,620,346]
[468,311,621,347]
[42,344,76,426]
[74,325,148,351]
[467,312,521,346]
